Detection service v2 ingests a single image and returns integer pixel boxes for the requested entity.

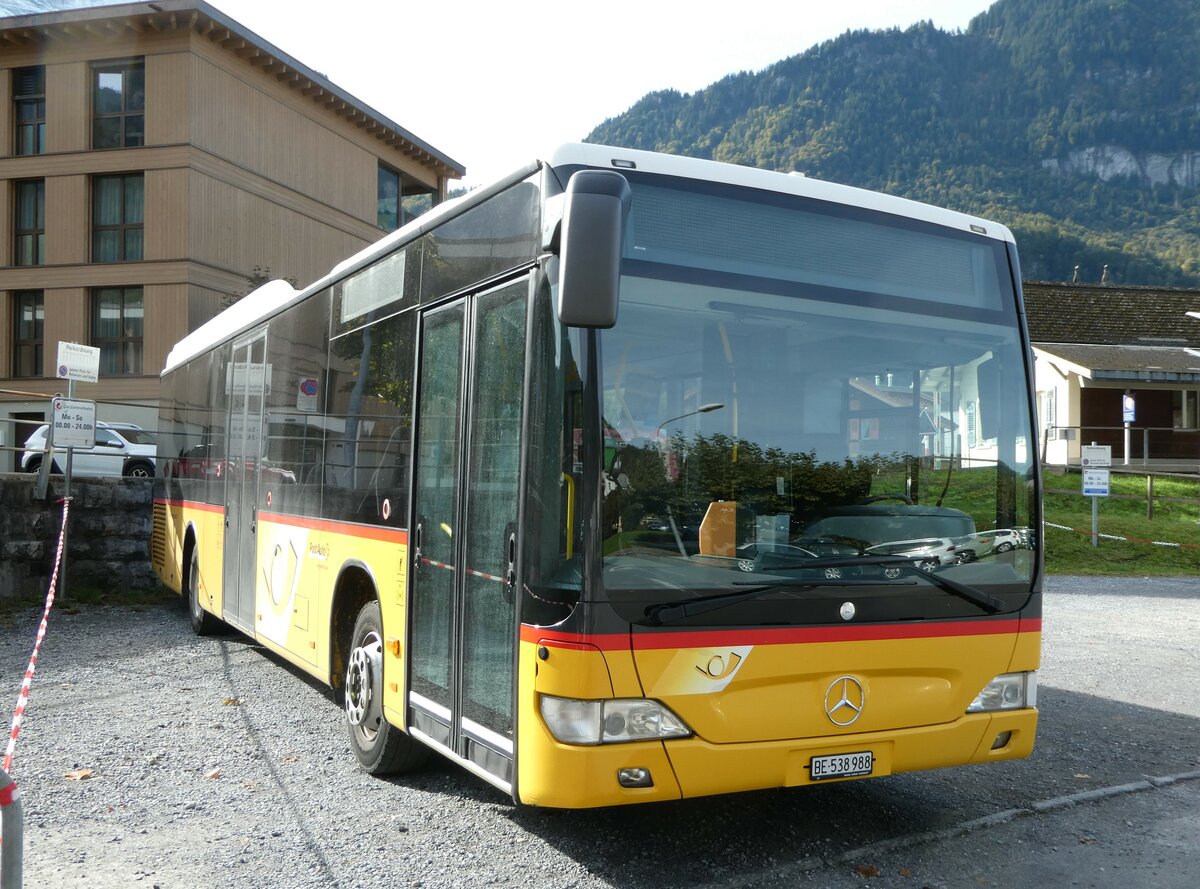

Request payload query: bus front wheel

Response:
[345,600,429,775]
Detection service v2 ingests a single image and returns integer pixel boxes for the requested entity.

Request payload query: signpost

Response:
[1081,443,1111,547]
[1122,391,1136,465]
[38,342,102,600]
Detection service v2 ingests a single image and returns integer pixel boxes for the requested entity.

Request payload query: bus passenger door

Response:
[408,279,528,791]
[223,330,268,632]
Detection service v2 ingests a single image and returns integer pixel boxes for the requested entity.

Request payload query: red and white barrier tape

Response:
[1044,520,1200,549]
[419,556,505,584]
[4,497,70,775]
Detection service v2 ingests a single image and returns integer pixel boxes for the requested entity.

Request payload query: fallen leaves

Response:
[64,768,94,780]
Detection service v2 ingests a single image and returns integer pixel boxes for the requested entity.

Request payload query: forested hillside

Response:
[586,0,1200,287]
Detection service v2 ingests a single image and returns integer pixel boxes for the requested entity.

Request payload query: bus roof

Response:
[163,143,1015,375]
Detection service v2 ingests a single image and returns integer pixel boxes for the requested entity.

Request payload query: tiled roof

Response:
[1024,282,1200,347]
[1035,343,1200,382]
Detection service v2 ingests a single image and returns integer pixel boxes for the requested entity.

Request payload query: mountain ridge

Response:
[586,0,1200,287]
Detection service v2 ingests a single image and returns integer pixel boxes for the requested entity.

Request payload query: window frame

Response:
[377,162,401,231]
[14,179,46,266]
[92,172,145,262]
[12,289,45,379]
[91,58,145,150]
[13,65,46,156]
[91,285,145,376]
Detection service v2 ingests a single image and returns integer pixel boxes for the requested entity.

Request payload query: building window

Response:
[14,179,45,266]
[378,163,400,231]
[12,290,44,378]
[93,174,144,262]
[92,60,145,149]
[14,65,46,156]
[92,286,144,375]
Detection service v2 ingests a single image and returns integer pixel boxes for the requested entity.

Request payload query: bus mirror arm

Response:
[556,170,631,329]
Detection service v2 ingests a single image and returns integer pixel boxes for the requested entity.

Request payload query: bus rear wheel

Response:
[186,544,221,636]
[345,600,429,775]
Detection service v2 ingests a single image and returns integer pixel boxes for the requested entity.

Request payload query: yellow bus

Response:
[152,143,1041,808]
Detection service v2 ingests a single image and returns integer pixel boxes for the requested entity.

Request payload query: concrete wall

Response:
[0,473,159,600]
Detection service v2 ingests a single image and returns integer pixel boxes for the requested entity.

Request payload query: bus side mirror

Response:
[557,170,631,329]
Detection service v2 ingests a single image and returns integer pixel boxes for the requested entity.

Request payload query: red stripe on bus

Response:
[523,618,1040,651]
[156,498,408,544]
[258,511,408,544]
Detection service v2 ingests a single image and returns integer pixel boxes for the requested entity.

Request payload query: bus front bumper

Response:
[517,708,1036,808]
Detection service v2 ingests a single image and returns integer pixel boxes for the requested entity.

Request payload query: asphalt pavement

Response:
[0,574,1196,888]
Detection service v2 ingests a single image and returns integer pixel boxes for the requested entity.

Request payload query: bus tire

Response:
[185,542,221,636]
[345,600,429,775]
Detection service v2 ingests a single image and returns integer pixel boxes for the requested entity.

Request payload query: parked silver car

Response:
[21,422,157,478]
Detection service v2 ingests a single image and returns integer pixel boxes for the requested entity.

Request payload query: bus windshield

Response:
[595,175,1037,627]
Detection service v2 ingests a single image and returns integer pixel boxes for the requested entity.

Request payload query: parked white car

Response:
[21,422,157,478]
[951,528,1023,562]
[864,537,960,571]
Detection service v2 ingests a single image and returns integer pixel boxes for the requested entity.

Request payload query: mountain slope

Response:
[586,0,1200,286]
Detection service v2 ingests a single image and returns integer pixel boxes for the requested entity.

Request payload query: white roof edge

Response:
[163,279,299,373]
[163,142,1015,375]
[549,143,1017,244]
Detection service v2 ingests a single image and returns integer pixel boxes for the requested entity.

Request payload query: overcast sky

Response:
[7,0,1000,188]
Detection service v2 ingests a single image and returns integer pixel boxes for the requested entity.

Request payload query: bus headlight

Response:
[967,672,1037,713]
[540,695,692,745]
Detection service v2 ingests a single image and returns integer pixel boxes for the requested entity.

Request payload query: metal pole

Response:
[1092,494,1099,548]
[0,768,23,889]
[61,380,74,604]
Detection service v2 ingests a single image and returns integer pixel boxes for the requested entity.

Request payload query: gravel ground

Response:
[1,575,1197,888]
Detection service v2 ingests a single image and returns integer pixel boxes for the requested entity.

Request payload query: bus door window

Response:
[519,283,584,626]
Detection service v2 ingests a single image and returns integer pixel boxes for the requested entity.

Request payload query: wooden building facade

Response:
[0,0,463,469]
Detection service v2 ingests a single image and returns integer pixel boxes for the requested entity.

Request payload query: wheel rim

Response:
[188,550,203,619]
[346,630,384,741]
[128,465,151,478]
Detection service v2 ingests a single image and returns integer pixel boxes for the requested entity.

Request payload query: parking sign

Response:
[50,397,97,449]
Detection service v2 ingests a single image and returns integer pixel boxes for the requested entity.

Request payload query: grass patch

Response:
[1043,469,1200,575]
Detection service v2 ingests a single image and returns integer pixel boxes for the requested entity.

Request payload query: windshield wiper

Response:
[751,555,1006,614]
[643,556,1006,625]
[644,578,879,625]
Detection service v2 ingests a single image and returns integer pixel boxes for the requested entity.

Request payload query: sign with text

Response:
[297,377,319,412]
[1082,468,1110,497]
[50,397,96,449]
[1122,393,1136,423]
[1081,444,1112,467]
[56,342,100,383]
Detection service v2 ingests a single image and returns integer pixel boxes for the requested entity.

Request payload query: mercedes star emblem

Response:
[824,676,866,726]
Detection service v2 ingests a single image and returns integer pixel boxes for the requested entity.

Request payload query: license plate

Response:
[809,750,873,781]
